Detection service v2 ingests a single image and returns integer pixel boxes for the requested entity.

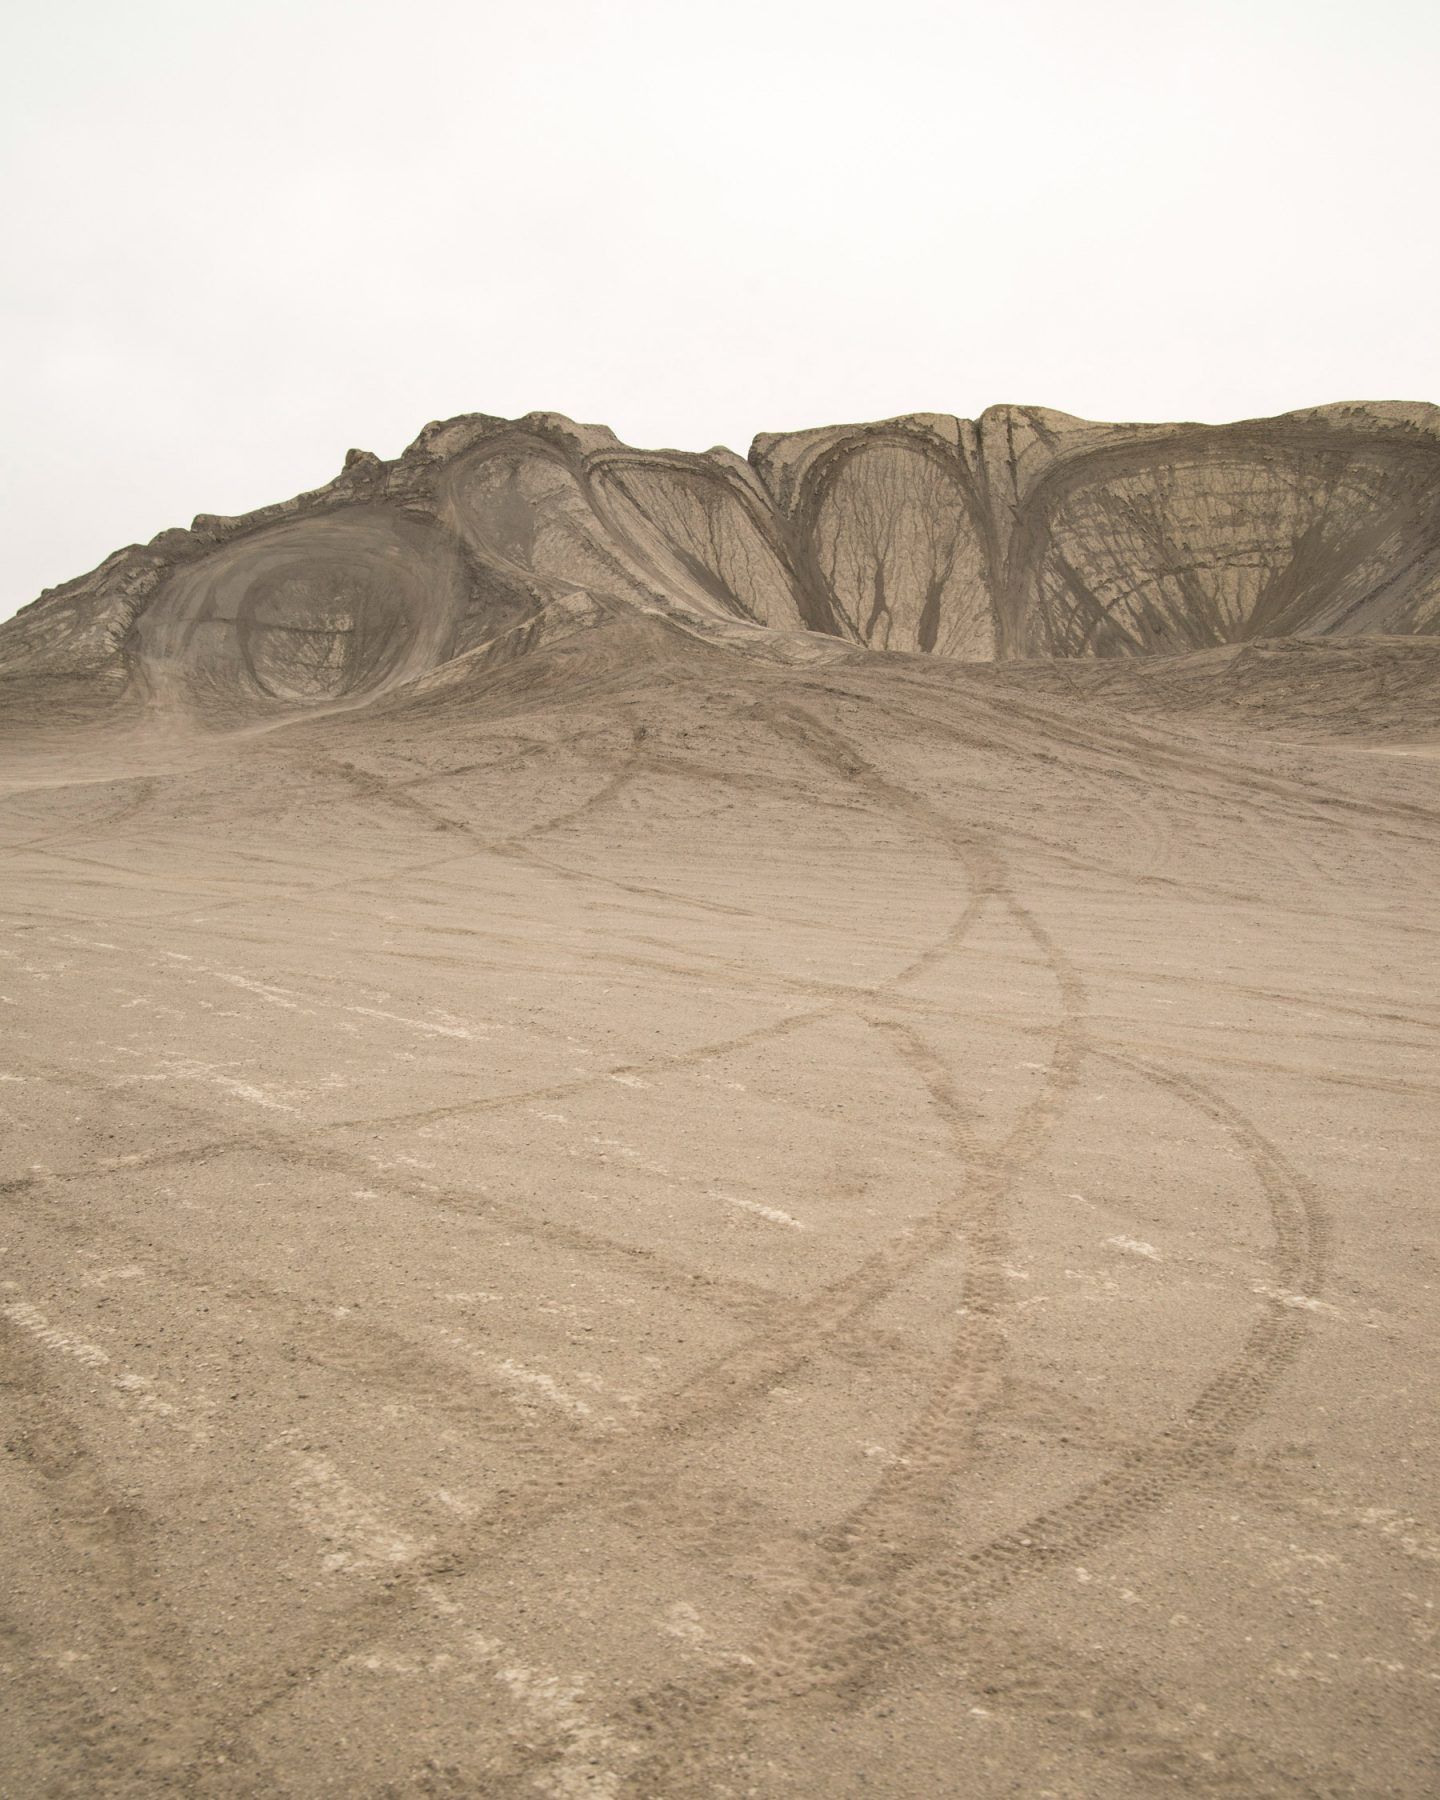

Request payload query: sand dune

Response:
[2,410,1438,1797]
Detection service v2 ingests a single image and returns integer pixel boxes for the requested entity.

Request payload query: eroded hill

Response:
[4,402,1440,723]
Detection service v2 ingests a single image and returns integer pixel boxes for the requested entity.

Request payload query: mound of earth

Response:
[5,402,1440,729]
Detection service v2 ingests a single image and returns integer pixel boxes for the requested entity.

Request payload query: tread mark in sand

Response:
[177,716,1047,1770]
[183,1012,1015,1778]
[0,1317,210,1788]
[0,776,161,855]
[607,1049,1331,1798]
[97,744,643,927]
[365,713,1091,1796]
[467,966,1085,1798]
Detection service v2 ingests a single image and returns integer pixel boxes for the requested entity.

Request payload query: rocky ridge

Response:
[4,401,1439,718]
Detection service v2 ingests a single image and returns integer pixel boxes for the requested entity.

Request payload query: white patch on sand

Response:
[397,1583,634,1797]
[1,1296,208,1442]
[433,1487,479,1518]
[490,1357,607,1426]
[718,1192,805,1230]
[433,1329,617,1429]
[80,1264,145,1287]
[195,1067,296,1111]
[348,1005,489,1040]
[575,1371,641,1416]
[116,1049,297,1112]
[657,1600,755,1669]
[862,1442,912,1467]
[2,1300,110,1367]
[480,1638,630,1798]
[346,1650,454,1676]
[118,994,186,1017]
[1107,1235,1162,1261]
[288,1453,431,1573]
[214,971,306,1010]
[589,1135,670,1178]
[1252,1281,1343,1316]
[662,1600,708,1645]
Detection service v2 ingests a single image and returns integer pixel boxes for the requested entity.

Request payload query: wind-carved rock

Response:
[5,401,1439,718]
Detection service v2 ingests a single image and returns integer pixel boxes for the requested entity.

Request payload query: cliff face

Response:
[5,401,1440,716]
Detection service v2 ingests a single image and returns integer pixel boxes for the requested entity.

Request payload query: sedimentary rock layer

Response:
[5,401,1439,716]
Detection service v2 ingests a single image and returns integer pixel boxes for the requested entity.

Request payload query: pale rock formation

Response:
[4,402,1439,718]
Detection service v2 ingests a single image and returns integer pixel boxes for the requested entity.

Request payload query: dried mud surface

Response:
[2,603,1439,1797]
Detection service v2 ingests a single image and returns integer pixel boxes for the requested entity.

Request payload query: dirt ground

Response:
[2,620,1438,1796]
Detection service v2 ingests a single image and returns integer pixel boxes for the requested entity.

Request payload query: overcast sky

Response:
[2,0,1437,622]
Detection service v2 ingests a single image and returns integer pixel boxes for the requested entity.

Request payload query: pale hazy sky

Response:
[3,0,1437,622]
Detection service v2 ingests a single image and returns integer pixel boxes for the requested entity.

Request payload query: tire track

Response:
[0,775,161,856]
[0,1312,209,1793]
[871,669,1440,867]
[6,1195,595,1473]
[478,709,1095,1795]
[2,1107,789,1340]
[20,694,1343,1794]
[63,739,646,929]
[174,713,1018,1775]
[902,1050,1328,1619]
[602,887,1088,1793]
[609,1049,1331,1796]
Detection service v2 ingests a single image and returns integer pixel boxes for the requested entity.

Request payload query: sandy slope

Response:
[2,618,1439,1797]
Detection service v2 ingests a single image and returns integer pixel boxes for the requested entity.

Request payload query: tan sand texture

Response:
[1,407,1439,1796]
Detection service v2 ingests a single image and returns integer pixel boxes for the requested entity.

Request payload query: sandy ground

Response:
[2,621,1438,1796]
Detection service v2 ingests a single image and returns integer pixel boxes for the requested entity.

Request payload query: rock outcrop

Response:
[5,402,1439,717]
